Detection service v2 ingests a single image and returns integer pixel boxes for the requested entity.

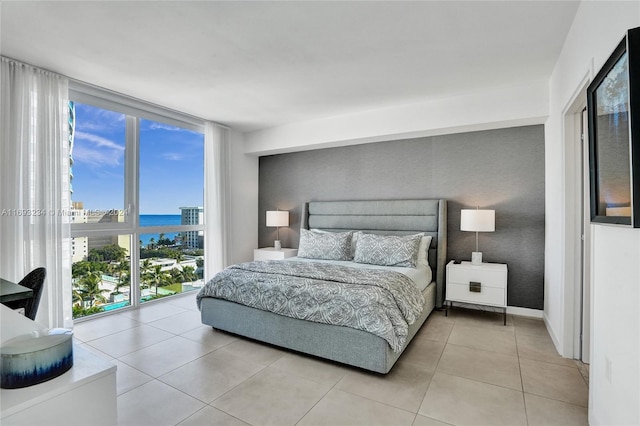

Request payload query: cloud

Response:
[74,104,125,133]
[149,122,183,132]
[72,132,124,167]
[75,121,116,133]
[144,122,201,135]
[161,152,184,161]
[75,131,125,151]
[72,145,122,167]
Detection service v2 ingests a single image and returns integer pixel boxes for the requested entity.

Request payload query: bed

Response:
[198,199,447,373]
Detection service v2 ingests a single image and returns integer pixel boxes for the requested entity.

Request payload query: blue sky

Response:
[72,103,204,215]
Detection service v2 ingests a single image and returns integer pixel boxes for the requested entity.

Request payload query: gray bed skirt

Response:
[200,280,436,374]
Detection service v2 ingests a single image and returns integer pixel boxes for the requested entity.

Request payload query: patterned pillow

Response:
[354,233,422,267]
[297,229,353,261]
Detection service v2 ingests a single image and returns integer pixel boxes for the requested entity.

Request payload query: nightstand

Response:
[446,260,508,325]
[253,247,298,261]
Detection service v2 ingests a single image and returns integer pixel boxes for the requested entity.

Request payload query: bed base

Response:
[200,282,435,374]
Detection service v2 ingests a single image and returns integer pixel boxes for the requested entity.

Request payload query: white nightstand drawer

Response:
[447,265,506,289]
[446,282,506,307]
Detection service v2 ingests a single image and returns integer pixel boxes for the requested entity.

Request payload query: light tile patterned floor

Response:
[74,294,589,426]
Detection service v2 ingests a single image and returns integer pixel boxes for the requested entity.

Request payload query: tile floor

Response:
[74,293,589,426]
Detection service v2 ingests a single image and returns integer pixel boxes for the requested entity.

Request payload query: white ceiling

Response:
[0,1,580,132]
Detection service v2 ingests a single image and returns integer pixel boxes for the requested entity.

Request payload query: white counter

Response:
[1,305,117,425]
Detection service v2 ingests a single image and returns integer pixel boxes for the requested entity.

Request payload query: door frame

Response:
[562,72,592,362]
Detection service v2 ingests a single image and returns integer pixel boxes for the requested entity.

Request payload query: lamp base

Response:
[471,252,483,265]
[274,240,282,251]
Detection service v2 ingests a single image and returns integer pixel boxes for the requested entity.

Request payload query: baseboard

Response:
[506,306,543,318]
[543,312,562,354]
[446,302,543,318]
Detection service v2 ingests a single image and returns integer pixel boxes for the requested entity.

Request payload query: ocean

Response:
[140,214,181,247]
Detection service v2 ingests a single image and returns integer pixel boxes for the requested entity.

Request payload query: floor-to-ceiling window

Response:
[69,87,205,320]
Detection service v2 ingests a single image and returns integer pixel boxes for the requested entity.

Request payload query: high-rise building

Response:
[68,102,129,262]
[70,201,88,263]
[68,101,75,195]
[180,206,204,249]
[70,201,129,262]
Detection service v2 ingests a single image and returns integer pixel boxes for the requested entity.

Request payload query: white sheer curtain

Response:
[204,122,231,281]
[0,57,73,328]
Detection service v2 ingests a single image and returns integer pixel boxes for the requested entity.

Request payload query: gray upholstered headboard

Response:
[300,199,447,308]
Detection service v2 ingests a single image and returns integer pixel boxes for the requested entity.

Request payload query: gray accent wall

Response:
[258,125,545,310]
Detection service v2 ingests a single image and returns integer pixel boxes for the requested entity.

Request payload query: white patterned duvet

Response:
[196,260,430,352]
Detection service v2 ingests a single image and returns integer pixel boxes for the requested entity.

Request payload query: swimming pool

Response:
[102,301,130,311]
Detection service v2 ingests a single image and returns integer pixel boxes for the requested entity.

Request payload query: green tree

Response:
[169,269,184,283]
[72,260,104,278]
[111,260,130,298]
[75,270,108,307]
[140,259,152,291]
[148,265,171,295]
[157,233,175,246]
[172,251,184,263]
[87,244,127,263]
[181,265,198,282]
[158,236,175,246]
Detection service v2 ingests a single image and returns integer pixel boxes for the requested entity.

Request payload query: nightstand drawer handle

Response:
[469,281,482,292]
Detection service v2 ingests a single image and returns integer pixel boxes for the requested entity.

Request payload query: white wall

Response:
[590,225,640,425]
[544,2,640,424]
[241,4,640,422]
[227,130,259,264]
[244,80,548,155]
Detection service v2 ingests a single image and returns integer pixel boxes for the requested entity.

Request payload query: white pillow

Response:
[351,231,361,259]
[417,235,433,268]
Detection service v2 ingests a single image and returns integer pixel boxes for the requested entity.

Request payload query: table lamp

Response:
[266,210,289,250]
[460,208,495,265]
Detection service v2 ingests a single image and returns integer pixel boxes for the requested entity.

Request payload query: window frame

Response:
[69,82,206,317]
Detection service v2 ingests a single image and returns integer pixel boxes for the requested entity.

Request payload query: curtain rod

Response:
[1,55,230,130]
[1,55,64,79]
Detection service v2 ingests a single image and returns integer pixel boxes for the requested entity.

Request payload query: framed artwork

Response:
[587,27,640,227]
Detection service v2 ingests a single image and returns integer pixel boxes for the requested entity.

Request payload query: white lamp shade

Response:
[460,209,495,232]
[266,211,289,227]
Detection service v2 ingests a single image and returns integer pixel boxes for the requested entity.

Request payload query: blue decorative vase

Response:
[1,333,73,389]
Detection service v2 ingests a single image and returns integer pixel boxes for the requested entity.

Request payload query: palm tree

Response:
[169,268,183,283]
[77,270,108,307]
[181,265,198,282]
[160,271,176,288]
[72,289,85,307]
[140,259,152,291]
[111,260,130,300]
[148,265,166,295]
